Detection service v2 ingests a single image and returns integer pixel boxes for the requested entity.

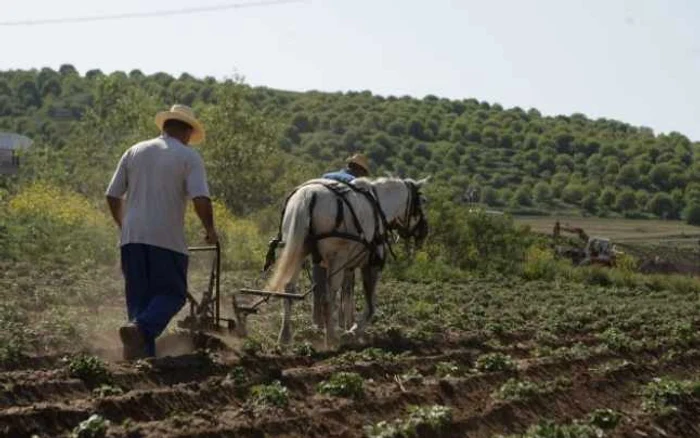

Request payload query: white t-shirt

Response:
[105,135,210,255]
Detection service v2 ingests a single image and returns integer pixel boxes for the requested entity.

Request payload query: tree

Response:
[59,64,78,76]
[533,181,552,204]
[684,204,700,226]
[561,184,584,204]
[647,193,675,219]
[615,164,639,187]
[614,189,637,212]
[650,163,673,191]
[481,186,499,206]
[581,192,598,214]
[598,188,616,209]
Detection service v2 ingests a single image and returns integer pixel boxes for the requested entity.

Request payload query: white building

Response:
[0,133,32,175]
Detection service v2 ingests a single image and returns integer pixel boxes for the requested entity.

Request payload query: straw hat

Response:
[346,153,370,174]
[155,104,205,145]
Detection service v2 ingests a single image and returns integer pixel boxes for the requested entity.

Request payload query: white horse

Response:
[267,177,428,347]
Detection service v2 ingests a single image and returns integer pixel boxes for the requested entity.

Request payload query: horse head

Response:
[394,177,429,246]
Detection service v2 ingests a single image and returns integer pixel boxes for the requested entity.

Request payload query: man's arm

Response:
[192,196,217,244]
[106,196,124,229]
[105,151,129,229]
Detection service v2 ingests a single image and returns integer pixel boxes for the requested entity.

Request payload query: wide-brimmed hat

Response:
[346,153,370,174]
[155,104,205,145]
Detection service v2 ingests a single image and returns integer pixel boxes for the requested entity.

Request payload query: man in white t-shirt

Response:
[105,104,218,360]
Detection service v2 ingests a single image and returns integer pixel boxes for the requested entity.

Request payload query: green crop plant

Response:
[642,377,700,414]
[587,408,622,430]
[474,352,516,372]
[364,405,452,438]
[72,414,110,438]
[68,355,111,386]
[248,381,289,409]
[317,372,365,399]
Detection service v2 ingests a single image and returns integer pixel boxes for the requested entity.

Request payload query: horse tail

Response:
[266,189,313,292]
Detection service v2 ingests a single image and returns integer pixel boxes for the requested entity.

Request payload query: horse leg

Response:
[323,263,344,348]
[278,271,301,345]
[339,269,355,330]
[349,264,380,337]
[311,263,327,329]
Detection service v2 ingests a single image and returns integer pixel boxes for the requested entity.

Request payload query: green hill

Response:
[2,65,699,220]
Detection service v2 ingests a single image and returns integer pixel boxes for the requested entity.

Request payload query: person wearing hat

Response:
[105,104,218,360]
[322,153,370,183]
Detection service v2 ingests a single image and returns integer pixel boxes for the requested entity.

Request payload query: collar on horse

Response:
[265,179,396,271]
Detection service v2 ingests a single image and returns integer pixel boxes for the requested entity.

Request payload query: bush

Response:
[521,245,569,281]
[684,203,700,226]
[3,183,114,265]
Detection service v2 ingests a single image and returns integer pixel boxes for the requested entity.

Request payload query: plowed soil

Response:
[3,331,700,438]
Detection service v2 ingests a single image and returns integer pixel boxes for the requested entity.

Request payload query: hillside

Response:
[1,65,700,220]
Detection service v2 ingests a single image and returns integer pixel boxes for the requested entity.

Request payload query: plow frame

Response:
[177,242,316,337]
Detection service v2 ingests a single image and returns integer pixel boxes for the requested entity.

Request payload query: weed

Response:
[68,355,111,386]
[364,404,452,438]
[317,372,365,399]
[248,381,289,409]
[474,352,516,372]
[587,408,621,430]
[72,414,110,438]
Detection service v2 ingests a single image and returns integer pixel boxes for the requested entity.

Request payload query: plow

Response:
[177,242,314,338]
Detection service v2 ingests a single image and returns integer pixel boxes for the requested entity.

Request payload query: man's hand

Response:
[106,196,124,229]
[205,228,219,244]
[193,196,217,245]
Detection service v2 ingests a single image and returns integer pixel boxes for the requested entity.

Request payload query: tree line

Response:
[1,65,699,223]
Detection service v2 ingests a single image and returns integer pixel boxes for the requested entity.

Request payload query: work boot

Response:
[119,322,148,361]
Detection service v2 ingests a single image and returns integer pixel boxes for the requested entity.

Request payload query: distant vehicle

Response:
[552,221,619,267]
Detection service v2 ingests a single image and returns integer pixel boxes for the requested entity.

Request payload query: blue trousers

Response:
[120,243,188,357]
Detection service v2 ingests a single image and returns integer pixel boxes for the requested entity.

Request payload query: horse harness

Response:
[264,179,423,272]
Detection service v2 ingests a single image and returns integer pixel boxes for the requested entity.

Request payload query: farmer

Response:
[105,104,217,360]
[322,153,371,183]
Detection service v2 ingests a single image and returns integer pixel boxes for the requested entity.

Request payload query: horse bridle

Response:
[393,181,428,241]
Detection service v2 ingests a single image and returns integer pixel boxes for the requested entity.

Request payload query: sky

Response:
[1,0,699,140]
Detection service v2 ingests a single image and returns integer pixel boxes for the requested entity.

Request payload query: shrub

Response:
[4,183,114,265]
[521,245,568,281]
[317,372,364,399]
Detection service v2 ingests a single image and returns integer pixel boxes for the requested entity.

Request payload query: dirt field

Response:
[515,216,700,242]
[3,275,700,437]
